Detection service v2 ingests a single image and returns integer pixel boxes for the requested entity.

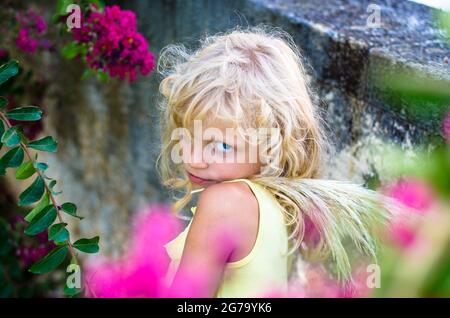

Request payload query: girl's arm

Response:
[168,182,259,297]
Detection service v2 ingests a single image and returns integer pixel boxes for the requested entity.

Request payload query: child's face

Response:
[179,118,263,189]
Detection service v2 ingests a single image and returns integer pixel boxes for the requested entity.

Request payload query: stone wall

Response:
[29,0,449,255]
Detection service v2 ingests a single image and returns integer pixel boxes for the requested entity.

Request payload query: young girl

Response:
[156,26,401,298]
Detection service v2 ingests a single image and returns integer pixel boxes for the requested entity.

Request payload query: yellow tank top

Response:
[163,178,291,298]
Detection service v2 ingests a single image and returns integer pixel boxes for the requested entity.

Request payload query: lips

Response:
[187,172,214,185]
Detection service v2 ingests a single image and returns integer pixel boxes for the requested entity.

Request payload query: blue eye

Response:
[216,142,233,153]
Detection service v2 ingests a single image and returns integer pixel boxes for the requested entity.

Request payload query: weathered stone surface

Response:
[33,0,449,256]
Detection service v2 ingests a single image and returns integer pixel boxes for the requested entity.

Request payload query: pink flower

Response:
[16,29,39,53]
[71,5,155,83]
[17,9,47,34]
[383,177,435,249]
[384,177,434,212]
[443,110,450,142]
[15,9,49,53]
[0,48,8,59]
[389,222,416,248]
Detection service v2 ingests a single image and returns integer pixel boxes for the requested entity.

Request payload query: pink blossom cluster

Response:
[15,9,50,53]
[72,5,155,83]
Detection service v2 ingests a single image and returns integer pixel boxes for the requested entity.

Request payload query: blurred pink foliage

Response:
[83,201,383,298]
[385,177,434,212]
[84,204,182,297]
[383,177,435,248]
[262,262,373,298]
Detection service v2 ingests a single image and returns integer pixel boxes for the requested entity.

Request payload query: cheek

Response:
[244,162,263,176]
[210,162,241,178]
[212,162,261,179]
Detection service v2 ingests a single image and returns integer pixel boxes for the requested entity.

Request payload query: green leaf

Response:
[0,60,19,86]
[25,205,57,236]
[0,146,24,168]
[28,136,57,153]
[97,70,109,83]
[29,246,68,274]
[64,285,82,297]
[89,0,105,11]
[0,120,4,151]
[35,162,48,171]
[25,192,50,222]
[48,223,69,243]
[73,236,99,253]
[15,160,36,180]
[0,96,8,110]
[61,202,83,220]
[61,42,82,59]
[5,106,42,121]
[1,126,21,147]
[19,176,45,206]
[56,0,73,16]
[49,179,62,195]
[49,179,56,189]
[81,69,96,80]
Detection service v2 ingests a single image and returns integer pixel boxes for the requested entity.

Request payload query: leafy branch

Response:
[0,60,99,297]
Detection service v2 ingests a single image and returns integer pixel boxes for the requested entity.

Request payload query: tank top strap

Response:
[220,178,254,186]
[220,178,260,196]
[220,178,266,214]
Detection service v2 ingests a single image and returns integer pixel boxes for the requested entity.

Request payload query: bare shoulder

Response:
[189,181,259,261]
[196,181,259,221]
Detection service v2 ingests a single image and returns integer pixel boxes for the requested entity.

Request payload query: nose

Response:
[188,161,208,169]
[184,141,208,169]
